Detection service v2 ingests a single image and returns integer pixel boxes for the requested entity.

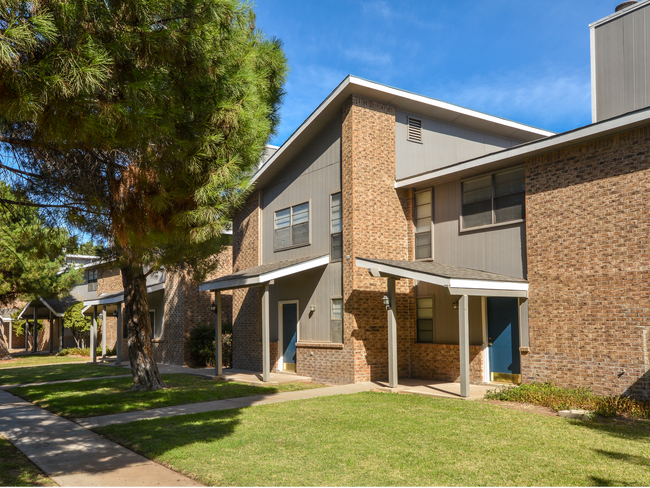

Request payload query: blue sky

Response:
[255,0,619,146]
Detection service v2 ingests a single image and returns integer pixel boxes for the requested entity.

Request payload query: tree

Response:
[63,302,94,348]
[0,0,287,389]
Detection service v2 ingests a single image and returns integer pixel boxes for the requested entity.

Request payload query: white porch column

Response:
[32,307,37,353]
[387,277,398,388]
[91,306,97,363]
[58,317,63,351]
[215,291,223,377]
[9,321,12,350]
[261,284,270,383]
[115,305,122,366]
[48,310,53,354]
[102,306,107,359]
[459,294,470,398]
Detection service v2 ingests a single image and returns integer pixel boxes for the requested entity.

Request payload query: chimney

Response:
[615,1,638,12]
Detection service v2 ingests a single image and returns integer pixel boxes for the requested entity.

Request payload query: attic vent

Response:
[407,117,422,143]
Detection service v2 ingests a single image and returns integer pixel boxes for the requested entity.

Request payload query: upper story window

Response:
[274,202,310,250]
[414,189,432,260]
[87,269,98,292]
[461,166,525,230]
[330,192,342,261]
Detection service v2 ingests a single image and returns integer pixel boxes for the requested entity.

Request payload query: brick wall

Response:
[341,95,416,384]
[525,125,650,399]
[411,344,483,383]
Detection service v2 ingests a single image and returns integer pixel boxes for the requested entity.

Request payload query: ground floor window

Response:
[331,298,343,343]
[417,297,434,343]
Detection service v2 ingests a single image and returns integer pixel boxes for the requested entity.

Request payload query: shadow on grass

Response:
[97,407,244,459]
[594,449,650,467]
[568,418,650,442]
[0,364,129,385]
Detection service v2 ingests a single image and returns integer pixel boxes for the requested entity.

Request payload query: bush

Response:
[57,346,116,357]
[189,323,232,368]
[485,382,650,419]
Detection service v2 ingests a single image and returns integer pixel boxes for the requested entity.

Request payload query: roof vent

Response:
[615,1,638,12]
[407,117,422,143]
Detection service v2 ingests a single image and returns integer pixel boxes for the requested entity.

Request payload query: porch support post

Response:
[102,306,107,359]
[48,310,53,354]
[24,312,28,352]
[387,277,398,388]
[58,317,63,351]
[91,306,97,363]
[115,305,122,366]
[459,294,470,398]
[261,284,270,383]
[32,307,37,353]
[8,321,12,350]
[215,291,223,377]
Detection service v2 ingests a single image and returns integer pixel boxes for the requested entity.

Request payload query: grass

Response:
[11,374,322,418]
[0,435,55,487]
[0,354,88,369]
[0,364,131,386]
[96,392,650,486]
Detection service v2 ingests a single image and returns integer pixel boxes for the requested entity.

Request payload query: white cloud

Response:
[343,48,392,66]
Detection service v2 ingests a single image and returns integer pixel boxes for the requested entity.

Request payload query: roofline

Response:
[396,105,650,189]
[83,282,165,307]
[251,75,554,189]
[65,254,100,259]
[589,0,650,29]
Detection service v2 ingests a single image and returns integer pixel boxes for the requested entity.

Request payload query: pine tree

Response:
[0,0,287,389]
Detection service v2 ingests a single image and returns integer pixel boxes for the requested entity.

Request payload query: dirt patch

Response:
[483,399,558,417]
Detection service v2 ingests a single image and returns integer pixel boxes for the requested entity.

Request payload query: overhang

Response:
[356,257,528,298]
[199,255,330,292]
[396,105,650,189]
[252,75,553,189]
[82,282,165,311]
[18,294,82,319]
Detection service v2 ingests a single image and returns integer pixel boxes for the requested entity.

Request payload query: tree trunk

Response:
[0,323,10,360]
[122,264,165,391]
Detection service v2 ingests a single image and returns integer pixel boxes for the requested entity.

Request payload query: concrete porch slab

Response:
[150,364,314,385]
[372,379,493,400]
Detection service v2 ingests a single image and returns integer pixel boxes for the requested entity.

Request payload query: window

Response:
[330,192,342,260]
[417,297,434,343]
[87,269,98,291]
[331,298,343,343]
[274,202,310,250]
[150,310,160,340]
[461,167,525,230]
[414,189,432,259]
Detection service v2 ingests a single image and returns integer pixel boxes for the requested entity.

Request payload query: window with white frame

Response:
[461,167,525,230]
[416,296,434,343]
[331,298,343,343]
[330,192,342,260]
[414,189,432,259]
[274,202,310,250]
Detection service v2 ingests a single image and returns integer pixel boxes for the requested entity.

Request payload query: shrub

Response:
[189,323,232,368]
[485,382,650,419]
[57,346,116,357]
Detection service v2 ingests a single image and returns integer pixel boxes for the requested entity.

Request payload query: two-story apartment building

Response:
[202,0,650,400]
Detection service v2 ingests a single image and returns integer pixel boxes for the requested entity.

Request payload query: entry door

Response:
[280,302,298,372]
[487,297,520,383]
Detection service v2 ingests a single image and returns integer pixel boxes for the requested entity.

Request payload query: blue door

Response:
[281,303,298,371]
[487,297,520,382]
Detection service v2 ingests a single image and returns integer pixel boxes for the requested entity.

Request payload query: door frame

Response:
[485,296,521,383]
[278,300,300,372]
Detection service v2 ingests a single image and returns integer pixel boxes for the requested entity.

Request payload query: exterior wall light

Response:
[310,305,316,313]
[382,295,391,310]
[112,310,118,317]
[452,301,459,310]
[210,303,217,313]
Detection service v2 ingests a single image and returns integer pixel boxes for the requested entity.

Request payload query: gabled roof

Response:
[253,76,554,189]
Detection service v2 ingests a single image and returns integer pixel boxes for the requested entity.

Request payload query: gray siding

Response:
[432,179,526,279]
[261,114,341,264]
[70,282,97,301]
[395,111,524,180]
[268,263,342,343]
[594,3,650,121]
[417,281,482,345]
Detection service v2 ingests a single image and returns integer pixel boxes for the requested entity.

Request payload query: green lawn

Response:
[12,374,322,418]
[0,355,88,369]
[0,435,55,487]
[96,392,650,487]
[0,364,130,386]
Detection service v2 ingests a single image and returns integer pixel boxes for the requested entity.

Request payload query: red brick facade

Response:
[525,125,650,399]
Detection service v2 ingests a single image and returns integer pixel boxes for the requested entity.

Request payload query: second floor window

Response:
[274,202,310,250]
[331,192,342,260]
[415,189,432,259]
[461,166,525,230]
[87,269,98,291]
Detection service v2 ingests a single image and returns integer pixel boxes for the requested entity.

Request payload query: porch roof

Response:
[199,254,330,292]
[81,282,165,313]
[356,257,528,297]
[18,294,82,319]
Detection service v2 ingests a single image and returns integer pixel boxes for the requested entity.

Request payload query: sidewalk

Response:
[0,389,202,487]
[78,381,379,429]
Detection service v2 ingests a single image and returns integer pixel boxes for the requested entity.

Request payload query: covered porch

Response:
[199,254,330,382]
[356,257,529,398]
[16,295,80,353]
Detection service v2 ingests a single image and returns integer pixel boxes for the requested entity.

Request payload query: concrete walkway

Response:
[78,382,379,429]
[0,389,202,486]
